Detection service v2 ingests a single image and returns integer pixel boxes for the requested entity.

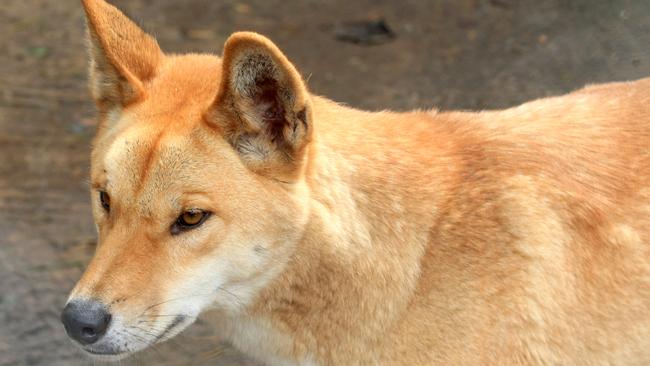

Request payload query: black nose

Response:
[61,299,112,345]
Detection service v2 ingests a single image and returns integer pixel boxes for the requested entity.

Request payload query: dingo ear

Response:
[81,0,163,109]
[210,32,313,181]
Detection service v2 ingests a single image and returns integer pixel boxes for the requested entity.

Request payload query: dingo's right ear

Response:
[209,32,313,182]
[81,0,163,110]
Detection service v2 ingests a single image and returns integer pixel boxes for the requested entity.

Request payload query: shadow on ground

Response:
[1,0,650,365]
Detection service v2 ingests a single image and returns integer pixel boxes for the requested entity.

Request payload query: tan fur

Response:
[65,0,650,364]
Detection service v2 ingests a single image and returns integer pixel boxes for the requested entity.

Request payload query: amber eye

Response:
[181,210,204,225]
[99,191,110,212]
[171,209,210,235]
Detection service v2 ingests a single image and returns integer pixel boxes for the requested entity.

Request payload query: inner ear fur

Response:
[210,32,313,181]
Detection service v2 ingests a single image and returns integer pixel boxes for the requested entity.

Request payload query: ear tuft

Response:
[211,32,312,180]
[81,0,163,108]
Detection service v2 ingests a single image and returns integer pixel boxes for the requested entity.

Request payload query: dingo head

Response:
[61,0,313,359]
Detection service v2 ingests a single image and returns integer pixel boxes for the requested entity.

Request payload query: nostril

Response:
[81,327,97,338]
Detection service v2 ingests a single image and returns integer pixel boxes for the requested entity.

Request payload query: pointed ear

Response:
[209,32,313,181]
[81,0,163,109]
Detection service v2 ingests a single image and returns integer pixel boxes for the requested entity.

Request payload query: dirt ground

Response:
[1,0,650,365]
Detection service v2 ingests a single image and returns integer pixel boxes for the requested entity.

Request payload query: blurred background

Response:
[1,0,650,365]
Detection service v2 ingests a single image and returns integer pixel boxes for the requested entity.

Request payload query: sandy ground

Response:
[1,0,650,365]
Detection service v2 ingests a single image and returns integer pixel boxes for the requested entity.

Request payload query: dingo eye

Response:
[99,191,110,212]
[171,209,210,235]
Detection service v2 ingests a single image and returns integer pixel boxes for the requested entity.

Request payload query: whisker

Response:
[123,328,151,345]
[129,324,167,338]
[217,286,247,309]
[136,291,215,318]
[139,314,183,318]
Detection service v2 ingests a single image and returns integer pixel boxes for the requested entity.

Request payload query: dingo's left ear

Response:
[210,32,312,181]
[81,0,163,109]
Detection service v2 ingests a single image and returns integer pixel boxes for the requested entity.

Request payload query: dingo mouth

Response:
[63,297,194,360]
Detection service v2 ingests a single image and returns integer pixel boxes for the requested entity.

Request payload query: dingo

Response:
[62,0,650,364]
